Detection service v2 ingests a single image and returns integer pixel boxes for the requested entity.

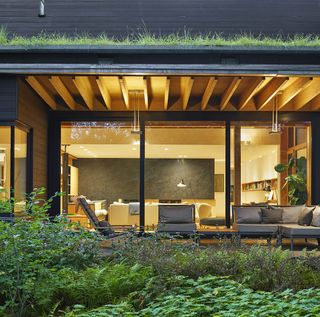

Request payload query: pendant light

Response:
[131,90,142,135]
[177,179,187,188]
[269,93,282,134]
[39,0,45,17]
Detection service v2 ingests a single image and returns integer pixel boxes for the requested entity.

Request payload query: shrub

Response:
[0,188,101,317]
[113,235,320,291]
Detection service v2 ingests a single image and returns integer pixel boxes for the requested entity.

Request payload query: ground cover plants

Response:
[2,27,320,47]
[1,194,320,316]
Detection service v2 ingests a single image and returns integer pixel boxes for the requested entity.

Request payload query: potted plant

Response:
[274,156,307,205]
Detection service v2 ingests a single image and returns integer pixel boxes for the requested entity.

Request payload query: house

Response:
[0,0,320,231]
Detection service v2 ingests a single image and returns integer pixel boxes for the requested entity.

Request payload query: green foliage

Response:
[51,264,152,311]
[113,236,320,291]
[3,26,320,47]
[65,276,320,317]
[274,156,307,205]
[0,188,101,317]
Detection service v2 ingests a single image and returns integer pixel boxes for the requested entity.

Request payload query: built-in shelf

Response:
[242,178,277,192]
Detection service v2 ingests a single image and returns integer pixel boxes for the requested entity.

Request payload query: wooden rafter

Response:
[255,77,288,110]
[290,78,320,110]
[201,77,217,110]
[96,76,112,110]
[26,76,57,110]
[164,77,170,110]
[278,77,313,110]
[220,77,242,110]
[143,77,149,110]
[119,77,129,109]
[238,77,265,110]
[308,94,320,111]
[181,77,194,110]
[73,76,94,110]
[49,76,77,110]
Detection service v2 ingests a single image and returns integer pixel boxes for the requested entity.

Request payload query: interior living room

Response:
[60,116,310,232]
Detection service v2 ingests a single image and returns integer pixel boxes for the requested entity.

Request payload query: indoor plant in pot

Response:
[274,156,307,205]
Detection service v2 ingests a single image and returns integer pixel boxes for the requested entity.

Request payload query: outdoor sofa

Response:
[233,204,320,250]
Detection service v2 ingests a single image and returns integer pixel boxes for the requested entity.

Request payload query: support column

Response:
[61,152,69,214]
[225,121,231,228]
[311,118,320,205]
[139,121,145,232]
[234,124,241,206]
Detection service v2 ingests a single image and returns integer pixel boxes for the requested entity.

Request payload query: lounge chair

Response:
[157,204,197,235]
[77,198,123,237]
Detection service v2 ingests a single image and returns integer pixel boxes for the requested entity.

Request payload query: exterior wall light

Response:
[39,0,45,17]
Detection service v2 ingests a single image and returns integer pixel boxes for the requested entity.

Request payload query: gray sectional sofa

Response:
[233,205,320,250]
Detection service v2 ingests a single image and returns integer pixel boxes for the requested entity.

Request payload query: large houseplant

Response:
[274,156,307,205]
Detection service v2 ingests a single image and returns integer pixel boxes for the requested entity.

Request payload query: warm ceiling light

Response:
[133,140,140,145]
[132,147,137,151]
[164,147,169,151]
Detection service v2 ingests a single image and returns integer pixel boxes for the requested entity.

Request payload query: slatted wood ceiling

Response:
[24,75,320,112]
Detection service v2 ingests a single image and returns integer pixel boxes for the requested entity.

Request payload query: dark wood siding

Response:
[18,80,49,189]
[0,76,17,121]
[1,0,320,37]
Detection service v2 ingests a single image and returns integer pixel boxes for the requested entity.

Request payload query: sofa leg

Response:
[267,237,272,248]
[290,238,294,251]
[276,234,282,248]
[305,238,308,243]
[317,239,320,250]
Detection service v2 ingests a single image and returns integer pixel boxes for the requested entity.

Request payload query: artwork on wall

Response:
[214,174,224,192]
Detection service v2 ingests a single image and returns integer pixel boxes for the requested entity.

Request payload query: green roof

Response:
[2,27,320,47]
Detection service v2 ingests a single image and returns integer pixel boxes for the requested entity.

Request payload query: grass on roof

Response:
[1,27,320,47]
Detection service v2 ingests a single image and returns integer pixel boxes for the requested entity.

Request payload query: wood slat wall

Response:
[1,0,320,37]
[0,76,17,121]
[18,80,49,190]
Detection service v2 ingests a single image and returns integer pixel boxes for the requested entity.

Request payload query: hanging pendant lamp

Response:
[131,90,142,135]
[269,94,282,134]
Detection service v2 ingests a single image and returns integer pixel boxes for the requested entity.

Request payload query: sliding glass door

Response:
[145,122,226,231]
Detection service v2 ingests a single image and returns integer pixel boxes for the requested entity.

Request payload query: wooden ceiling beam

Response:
[181,77,194,110]
[201,77,217,110]
[255,77,288,110]
[220,77,242,110]
[308,94,320,111]
[49,76,77,110]
[73,76,95,110]
[291,78,320,110]
[96,76,112,110]
[25,76,57,110]
[164,77,170,110]
[278,77,313,110]
[238,77,265,110]
[143,77,149,110]
[119,77,129,110]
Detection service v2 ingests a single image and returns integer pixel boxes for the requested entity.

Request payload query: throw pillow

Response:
[298,206,315,226]
[260,207,283,224]
[270,204,305,223]
[311,206,320,227]
[234,206,262,224]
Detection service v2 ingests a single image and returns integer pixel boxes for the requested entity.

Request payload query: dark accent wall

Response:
[18,80,49,189]
[1,0,320,37]
[75,158,214,205]
[0,76,17,121]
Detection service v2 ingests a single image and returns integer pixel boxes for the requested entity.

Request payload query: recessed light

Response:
[80,146,84,149]
[133,140,140,145]
[164,147,169,151]
[132,147,137,151]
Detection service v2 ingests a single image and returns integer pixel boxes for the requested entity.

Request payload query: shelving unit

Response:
[242,178,277,192]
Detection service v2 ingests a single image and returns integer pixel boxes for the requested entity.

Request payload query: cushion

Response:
[236,224,279,234]
[260,207,283,224]
[298,206,315,226]
[280,224,320,237]
[234,207,262,224]
[270,205,304,223]
[157,223,197,233]
[311,206,320,227]
[159,205,194,224]
[200,217,225,226]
